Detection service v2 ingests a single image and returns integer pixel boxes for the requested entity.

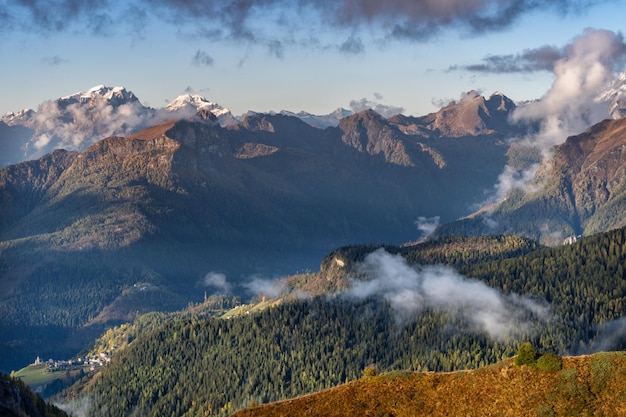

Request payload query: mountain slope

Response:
[233,353,626,417]
[437,117,626,244]
[0,373,68,417]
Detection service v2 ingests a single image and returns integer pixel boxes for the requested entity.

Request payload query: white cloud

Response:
[202,271,232,293]
[243,276,287,298]
[414,216,440,239]
[346,249,550,340]
[512,29,626,154]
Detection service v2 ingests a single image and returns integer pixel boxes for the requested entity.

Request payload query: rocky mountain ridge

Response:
[436,116,626,244]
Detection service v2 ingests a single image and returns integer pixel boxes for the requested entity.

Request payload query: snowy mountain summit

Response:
[61,85,140,107]
[166,94,237,126]
[597,71,626,119]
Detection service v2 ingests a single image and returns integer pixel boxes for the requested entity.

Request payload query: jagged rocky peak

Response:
[423,90,519,137]
[195,108,219,123]
[239,112,277,132]
[338,108,384,127]
[486,91,516,113]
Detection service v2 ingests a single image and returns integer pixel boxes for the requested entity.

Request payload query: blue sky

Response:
[1,0,626,117]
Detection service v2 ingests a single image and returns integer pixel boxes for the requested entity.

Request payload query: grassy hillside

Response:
[233,352,626,417]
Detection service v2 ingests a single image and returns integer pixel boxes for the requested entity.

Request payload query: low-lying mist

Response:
[344,248,551,342]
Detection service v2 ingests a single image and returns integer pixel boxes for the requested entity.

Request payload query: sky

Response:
[1,0,626,118]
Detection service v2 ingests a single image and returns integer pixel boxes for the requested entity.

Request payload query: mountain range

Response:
[0,86,353,168]
[0,86,238,167]
[3,77,626,373]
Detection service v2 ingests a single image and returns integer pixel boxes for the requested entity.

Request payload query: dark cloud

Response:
[267,40,284,59]
[86,12,116,36]
[184,86,194,93]
[312,0,604,40]
[12,0,113,33]
[339,36,364,54]
[191,49,214,67]
[451,45,562,73]
[41,55,68,66]
[5,0,611,45]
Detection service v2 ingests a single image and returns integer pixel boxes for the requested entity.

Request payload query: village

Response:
[34,352,111,372]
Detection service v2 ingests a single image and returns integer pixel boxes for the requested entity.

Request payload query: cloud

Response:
[349,94,405,117]
[482,163,541,207]
[267,40,284,59]
[346,249,550,340]
[42,55,68,66]
[475,29,626,206]
[26,96,159,153]
[54,396,93,417]
[585,317,626,353]
[451,45,562,73]
[314,0,602,40]
[191,49,215,66]
[340,35,365,54]
[202,271,232,293]
[414,216,440,239]
[3,1,611,46]
[8,0,115,34]
[243,276,287,298]
[512,28,626,152]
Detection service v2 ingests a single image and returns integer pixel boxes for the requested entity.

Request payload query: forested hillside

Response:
[0,372,68,417]
[57,227,626,417]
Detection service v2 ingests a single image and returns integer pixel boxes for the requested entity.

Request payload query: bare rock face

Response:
[388,91,522,138]
[337,110,415,166]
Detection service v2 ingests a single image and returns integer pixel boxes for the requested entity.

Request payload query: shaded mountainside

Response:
[438,117,626,245]
[0,107,513,371]
[0,373,67,417]
[233,353,626,417]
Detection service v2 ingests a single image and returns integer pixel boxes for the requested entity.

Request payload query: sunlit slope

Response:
[233,353,626,417]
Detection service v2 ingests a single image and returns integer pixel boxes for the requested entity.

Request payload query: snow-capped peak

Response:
[596,70,626,119]
[61,85,140,107]
[165,94,232,118]
[2,108,35,124]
